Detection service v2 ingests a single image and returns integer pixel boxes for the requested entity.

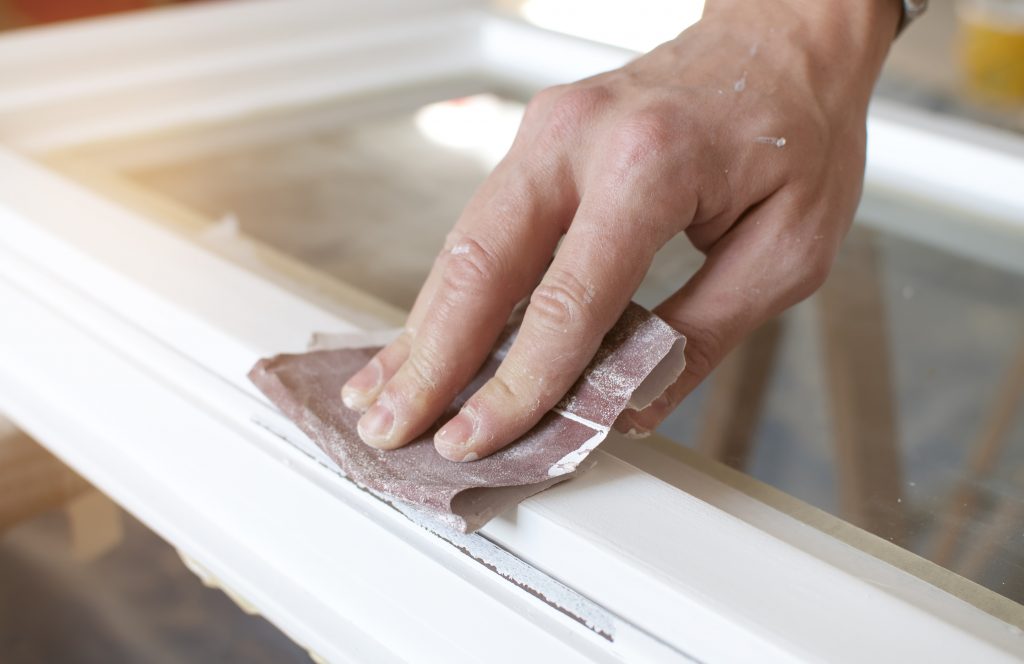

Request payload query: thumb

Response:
[617,197,838,434]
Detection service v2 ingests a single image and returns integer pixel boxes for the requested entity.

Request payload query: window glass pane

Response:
[130,89,521,312]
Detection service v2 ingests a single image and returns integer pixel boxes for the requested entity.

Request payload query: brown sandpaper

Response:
[248,302,686,532]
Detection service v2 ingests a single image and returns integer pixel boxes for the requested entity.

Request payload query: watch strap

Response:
[898,0,928,35]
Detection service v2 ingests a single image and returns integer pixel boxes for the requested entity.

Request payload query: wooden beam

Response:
[697,318,783,471]
[0,417,91,532]
[818,226,906,544]
[931,338,1024,567]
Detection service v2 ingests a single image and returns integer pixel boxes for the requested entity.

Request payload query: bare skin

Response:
[342,0,903,461]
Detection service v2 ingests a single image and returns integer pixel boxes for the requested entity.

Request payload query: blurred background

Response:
[2,0,1023,661]
[4,0,1022,129]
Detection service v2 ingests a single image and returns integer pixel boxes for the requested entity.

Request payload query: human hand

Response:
[342,0,901,459]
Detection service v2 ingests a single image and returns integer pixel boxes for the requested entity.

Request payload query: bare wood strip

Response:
[931,337,1024,566]
[697,318,784,471]
[818,227,905,544]
[0,419,91,533]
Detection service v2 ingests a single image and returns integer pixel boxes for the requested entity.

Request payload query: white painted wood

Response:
[1,1,1023,661]
[0,3,486,153]
[865,100,1024,224]
[0,0,483,111]
[861,101,1024,276]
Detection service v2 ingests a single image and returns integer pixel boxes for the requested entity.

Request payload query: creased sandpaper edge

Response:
[248,357,498,532]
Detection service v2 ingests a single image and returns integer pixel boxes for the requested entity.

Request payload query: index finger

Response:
[432,192,668,461]
[352,162,570,449]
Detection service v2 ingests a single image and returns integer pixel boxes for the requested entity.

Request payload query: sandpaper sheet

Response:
[249,302,686,532]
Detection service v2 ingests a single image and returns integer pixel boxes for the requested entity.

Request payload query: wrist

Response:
[701,0,900,100]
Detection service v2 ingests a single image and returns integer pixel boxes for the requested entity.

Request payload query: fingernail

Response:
[357,402,394,447]
[342,360,382,410]
[435,411,476,460]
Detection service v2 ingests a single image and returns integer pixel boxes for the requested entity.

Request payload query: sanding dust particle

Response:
[755,136,786,148]
[734,71,747,92]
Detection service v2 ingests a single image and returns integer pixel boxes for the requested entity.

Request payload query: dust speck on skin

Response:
[581,281,596,305]
[754,136,786,148]
[733,71,747,92]
[450,243,471,255]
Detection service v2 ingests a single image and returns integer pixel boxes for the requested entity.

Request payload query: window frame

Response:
[1,1,1022,661]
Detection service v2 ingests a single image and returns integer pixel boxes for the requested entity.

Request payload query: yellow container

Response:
[958,0,1024,105]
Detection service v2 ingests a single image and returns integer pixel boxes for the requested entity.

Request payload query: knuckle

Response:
[606,110,669,173]
[796,248,834,297]
[537,84,609,143]
[684,335,721,383]
[663,318,724,382]
[779,222,839,302]
[523,84,564,120]
[489,370,521,403]
[440,237,504,294]
[487,365,545,419]
[401,347,445,393]
[529,271,594,332]
[766,194,844,304]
